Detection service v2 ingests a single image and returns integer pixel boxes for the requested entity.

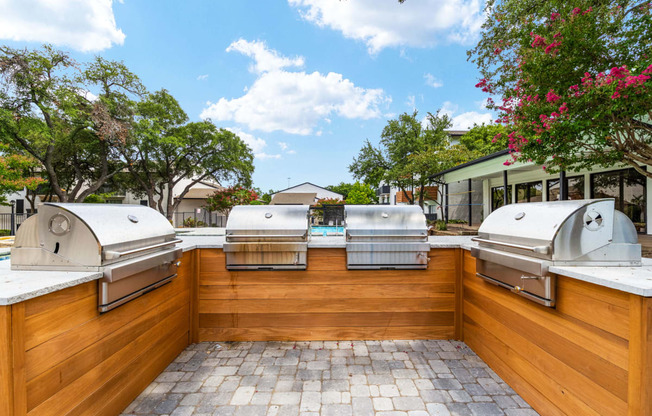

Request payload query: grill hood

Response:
[11,203,182,313]
[345,205,430,269]
[224,205,310,270]
[471,199,641,307]
[473,199,641,264]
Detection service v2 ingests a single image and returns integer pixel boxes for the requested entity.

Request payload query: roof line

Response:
[271,182,344,196]
[429,149,510,180]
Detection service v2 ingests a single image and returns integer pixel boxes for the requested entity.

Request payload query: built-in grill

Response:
[11,203,182,313]
[223,205,310,270]
[471,199,641,307]
[345,205,430,269]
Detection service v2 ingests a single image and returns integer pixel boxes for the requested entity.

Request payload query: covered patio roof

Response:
[430,149,543,183]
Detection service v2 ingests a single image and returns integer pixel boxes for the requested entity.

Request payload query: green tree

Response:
[0,45,145,201]
[470,1,652,177]
[0,153,45,205]
[326,182,354,199]
[121,90,255,219]
[459,124,508,157]
[345,182,377,204]
[350,110,466,207]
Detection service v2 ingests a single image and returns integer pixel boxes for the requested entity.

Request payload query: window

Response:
[491,186,512,211]
[140,200,149,206]
[547,176,585,201]
[591,168,646,231]
[516,181,543,203]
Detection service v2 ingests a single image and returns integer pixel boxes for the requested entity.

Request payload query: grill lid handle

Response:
[471,237,550,255]
[104,239,183,260]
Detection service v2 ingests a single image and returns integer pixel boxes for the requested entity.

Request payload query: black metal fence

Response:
[174,211,226,228]
[0,213,35,235]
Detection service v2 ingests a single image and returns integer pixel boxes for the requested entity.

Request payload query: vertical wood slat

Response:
[454,248,464,341]
[190,249,199,344]
[1,306,14,416]
[628,295,652,416]
[12,302,26,416]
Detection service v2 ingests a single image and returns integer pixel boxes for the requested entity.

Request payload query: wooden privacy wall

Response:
[0,250,194,416]
[461,250,652,416]
[197,248,462,341]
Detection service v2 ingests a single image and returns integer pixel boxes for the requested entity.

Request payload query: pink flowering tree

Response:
[469,1,652,178]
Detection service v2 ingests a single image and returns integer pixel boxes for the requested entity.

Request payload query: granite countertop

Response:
[0,260,102,305]
[1,235,651,306]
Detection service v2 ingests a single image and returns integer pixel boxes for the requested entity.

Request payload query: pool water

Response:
[311,226,344,235]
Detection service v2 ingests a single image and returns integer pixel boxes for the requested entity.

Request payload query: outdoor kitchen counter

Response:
[1,235,651,306]
[0,259,103,305]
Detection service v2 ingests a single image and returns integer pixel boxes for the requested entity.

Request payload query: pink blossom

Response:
[559,103,568,114]
[609,66,629,79]
[572,7,582,15]
[530,34,547,48]
[550,12,560,21]
[545,41,562,54]
[546,89,561,103]
[583,7,593,14]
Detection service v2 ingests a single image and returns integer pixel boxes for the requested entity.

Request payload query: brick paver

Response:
[121,340,539,416]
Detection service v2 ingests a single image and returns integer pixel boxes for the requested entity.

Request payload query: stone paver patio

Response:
[122,340,538,416]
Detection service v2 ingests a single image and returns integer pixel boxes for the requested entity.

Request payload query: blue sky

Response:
[0,0,494,192]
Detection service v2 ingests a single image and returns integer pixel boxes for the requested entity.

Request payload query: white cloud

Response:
[406,95,415,109]
[197,74,209,81]
[286,150,297,155]
[0,0,125,52]
[78,89,98,102]
[201,39,389,135]
[288,0,485,53]
[227,39,304,74]
[226,127,281,160]
[278,142,289,151]
[424,73,443,88]
[255,153,282,160]
[439,101,493,130]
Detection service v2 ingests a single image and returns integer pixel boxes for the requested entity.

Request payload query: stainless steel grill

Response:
[345,205,430,269]
[471,199,641,307]
[223,205,310,270]
[11,203,182,312]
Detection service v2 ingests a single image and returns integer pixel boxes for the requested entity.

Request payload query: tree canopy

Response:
[459,123,508,157]
[345,182,377,204]
[204,186,259,218]
[0,45,255,216]
[122,89,254,219]
[470,1,652,177]
[349,111,474,207]
[0,45,145,202]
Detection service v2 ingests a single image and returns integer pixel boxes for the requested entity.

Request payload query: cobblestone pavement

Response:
[122,340,539,416]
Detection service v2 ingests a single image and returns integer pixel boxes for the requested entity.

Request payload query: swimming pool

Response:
[311,226,344,235]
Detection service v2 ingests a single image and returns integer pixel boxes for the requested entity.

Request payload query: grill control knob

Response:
[128,215,139,223]
[514,212,525,220]
[511,286,523,293]
[265,212,273,219]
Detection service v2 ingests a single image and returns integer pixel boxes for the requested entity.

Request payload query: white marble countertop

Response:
[550,259,652,297]
[1,234,651,305]
[0,260,102,305]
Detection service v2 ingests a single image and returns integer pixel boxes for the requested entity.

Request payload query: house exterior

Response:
[270,182,343,204]
[431,149,650,234]
[0,180,224,229]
